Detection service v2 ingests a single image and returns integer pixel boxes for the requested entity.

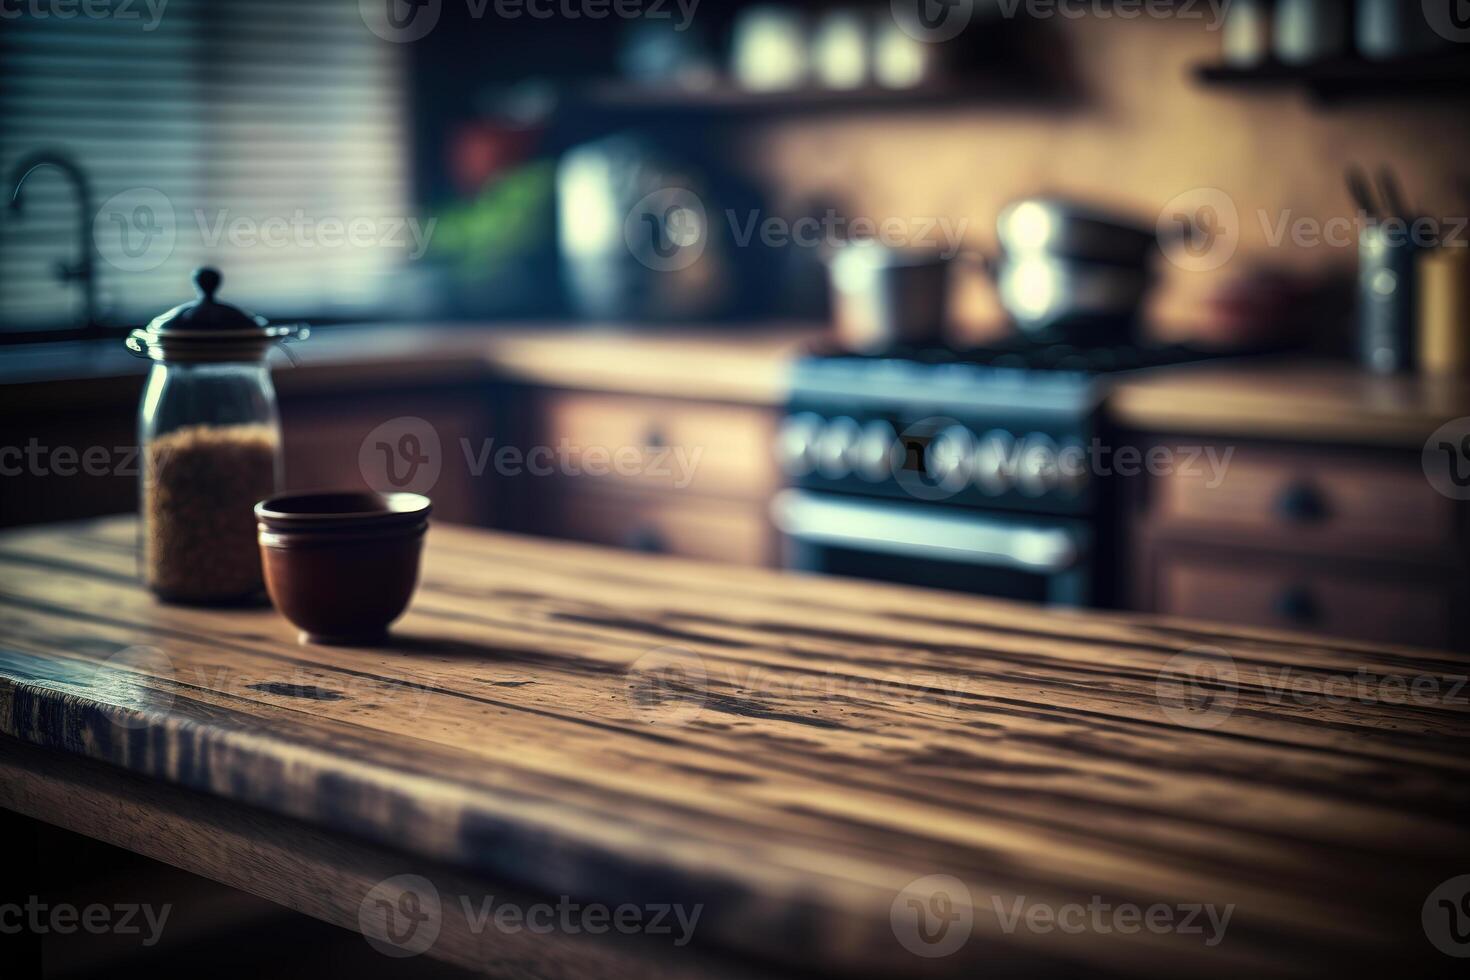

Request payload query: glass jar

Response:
[127,268,305,604]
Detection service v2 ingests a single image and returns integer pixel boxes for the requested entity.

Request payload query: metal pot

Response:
[994,255,1151,343]
[996,198,1158,267]
[826,241,951,352]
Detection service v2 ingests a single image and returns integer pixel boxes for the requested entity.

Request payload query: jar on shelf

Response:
[126,267,307,604]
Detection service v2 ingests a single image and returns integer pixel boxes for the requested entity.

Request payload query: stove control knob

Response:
[775,412,823,476]
[1016,433,1060,497]
[852,420,898,482]
[972,430,1016,495]
[926,425,975,491]
[815,416,861,480]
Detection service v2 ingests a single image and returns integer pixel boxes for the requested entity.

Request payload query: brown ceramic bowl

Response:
[255,491,431,645]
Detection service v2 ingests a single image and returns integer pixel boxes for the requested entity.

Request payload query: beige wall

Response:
[741,16,1470,343]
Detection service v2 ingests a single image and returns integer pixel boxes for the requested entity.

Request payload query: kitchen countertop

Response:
[0,322,811,410]
[1108,361,1470,448]
[5,323,1470,445]
[1,517,1466,978]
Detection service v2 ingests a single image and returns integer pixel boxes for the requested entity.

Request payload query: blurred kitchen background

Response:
[6,0,1469,339]
[5,0,1470,649]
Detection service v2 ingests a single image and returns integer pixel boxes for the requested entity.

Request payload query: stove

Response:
[772,341,1232,606]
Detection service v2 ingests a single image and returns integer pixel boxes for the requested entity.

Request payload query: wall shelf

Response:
[1193,56,1470,105]
[566,77,1061,114]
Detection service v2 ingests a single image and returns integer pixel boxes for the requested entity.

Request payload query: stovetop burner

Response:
[790,338,1256,418]
[803,338,1236,376]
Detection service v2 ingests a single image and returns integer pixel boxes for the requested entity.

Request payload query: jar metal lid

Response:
[126,267,307,363]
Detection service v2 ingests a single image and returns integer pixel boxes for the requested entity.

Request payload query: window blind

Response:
[0,0,410,332]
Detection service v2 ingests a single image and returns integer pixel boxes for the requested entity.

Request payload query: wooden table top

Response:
[1,518,1466,977]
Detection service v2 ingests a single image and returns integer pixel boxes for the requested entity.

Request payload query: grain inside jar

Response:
[143,422,279,602]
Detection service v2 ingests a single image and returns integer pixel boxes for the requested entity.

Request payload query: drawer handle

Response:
[1275,482,1328,524]
[1274,585,1320,624]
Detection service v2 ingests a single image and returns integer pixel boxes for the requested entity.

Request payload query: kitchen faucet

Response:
[7,149,100,334]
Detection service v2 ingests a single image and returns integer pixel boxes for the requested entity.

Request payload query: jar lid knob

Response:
[193,266,222,301]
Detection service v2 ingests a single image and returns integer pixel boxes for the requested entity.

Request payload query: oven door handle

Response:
[771,490,1085,574]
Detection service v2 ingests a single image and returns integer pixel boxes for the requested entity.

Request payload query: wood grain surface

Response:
[0,517,1467,978]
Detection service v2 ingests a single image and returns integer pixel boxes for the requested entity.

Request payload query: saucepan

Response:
[996,198,1159,267]
[826,240,951,351]
[825,198,1161,350]
[994,198,1160,343]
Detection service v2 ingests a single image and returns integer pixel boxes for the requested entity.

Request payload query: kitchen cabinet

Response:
[1125,437,1470,649]
[554,489,774,566]
[279,388,494,526]
[1,380,495,529]
[508,388,781,566]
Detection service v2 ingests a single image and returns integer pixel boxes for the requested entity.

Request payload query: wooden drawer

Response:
[281,390,491,526]
[548,488,774,567]
[1155,549,1459,649]
[1147,443,1459,559]
[535,391,777,500]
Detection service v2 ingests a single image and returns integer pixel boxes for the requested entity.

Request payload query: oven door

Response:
[772,490,1092,606]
